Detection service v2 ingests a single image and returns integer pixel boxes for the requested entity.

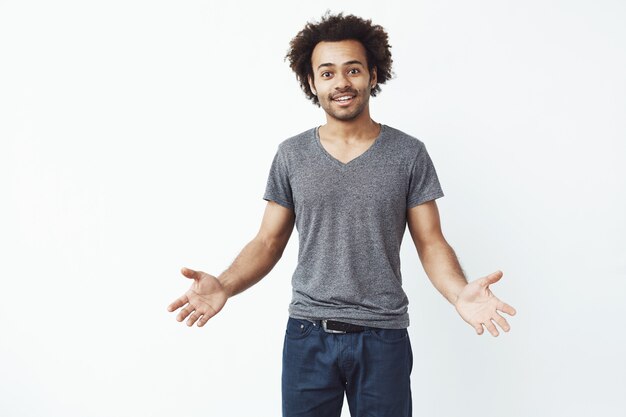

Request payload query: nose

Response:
[334,72,352,90]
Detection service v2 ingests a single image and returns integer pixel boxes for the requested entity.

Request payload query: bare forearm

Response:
[418,240,468,305]
[217,237,284,298]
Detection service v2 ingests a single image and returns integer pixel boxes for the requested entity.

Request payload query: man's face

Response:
[308,40,377,122]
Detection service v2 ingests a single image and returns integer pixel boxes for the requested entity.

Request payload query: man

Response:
[167,12,517,417]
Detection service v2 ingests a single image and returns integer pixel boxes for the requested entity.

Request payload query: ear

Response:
[308,75,317,96]
[370,66,378,89]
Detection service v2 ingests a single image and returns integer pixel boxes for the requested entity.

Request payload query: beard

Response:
[319,88,370,121]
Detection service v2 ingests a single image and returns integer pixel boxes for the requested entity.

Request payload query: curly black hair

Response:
[286,11,394,106]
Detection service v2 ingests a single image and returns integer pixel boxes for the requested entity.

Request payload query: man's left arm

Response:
[407,200,517,336]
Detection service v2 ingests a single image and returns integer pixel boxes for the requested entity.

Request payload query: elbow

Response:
[415,234,449,258]
[257,234,288,259]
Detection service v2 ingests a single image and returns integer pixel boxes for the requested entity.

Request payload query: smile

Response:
[332,95,355,106]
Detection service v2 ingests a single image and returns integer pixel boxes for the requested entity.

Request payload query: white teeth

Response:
[335,96,352,101]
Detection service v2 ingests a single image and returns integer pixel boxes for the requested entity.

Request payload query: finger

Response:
[491,311,511,332]
[186,311,202,327]
[497,301,517,316]
[167,295,189,312]
[176,304,195,322]
[482,270,503,287]
[181,267,199,280]
[197,314,211,327]
[484,319,500,337]
[474,323,484,335]
[196,308,219,327]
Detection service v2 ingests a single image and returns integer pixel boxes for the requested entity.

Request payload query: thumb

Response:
[181,267,199,280]
[482,270,503,287]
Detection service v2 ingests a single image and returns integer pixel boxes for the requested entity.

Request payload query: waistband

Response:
[304,319,368,334]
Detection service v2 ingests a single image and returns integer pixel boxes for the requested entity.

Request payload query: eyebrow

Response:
[317,60,365,70]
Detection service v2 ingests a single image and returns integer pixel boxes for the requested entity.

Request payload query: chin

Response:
[321,105,363,121]
[333,113,361,121]
[331,108,365,121]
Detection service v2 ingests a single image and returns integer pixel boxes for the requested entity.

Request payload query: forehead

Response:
[310,40,368,68]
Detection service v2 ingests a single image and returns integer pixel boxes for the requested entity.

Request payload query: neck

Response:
[321,107,379,141]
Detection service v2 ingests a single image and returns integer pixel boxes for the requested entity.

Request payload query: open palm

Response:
[167,267,228,327]
[454,270,517,336]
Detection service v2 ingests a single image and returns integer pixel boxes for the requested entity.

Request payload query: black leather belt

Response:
[318,319,367,333]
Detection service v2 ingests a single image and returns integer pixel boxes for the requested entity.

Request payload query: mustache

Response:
[330,89,358,99]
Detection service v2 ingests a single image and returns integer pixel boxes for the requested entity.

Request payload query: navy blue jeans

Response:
[282,317,413,417]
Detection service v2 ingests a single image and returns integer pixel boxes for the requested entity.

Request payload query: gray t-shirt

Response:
[263,124,444,328]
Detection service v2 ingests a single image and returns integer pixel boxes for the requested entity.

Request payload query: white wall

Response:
[1,1,624,416]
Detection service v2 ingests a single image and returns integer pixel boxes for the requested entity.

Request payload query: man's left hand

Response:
[454,270,517,336]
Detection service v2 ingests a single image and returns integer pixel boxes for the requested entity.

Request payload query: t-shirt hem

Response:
[407,190,445,208]
[289,306,410,329]
[263,195,294,210]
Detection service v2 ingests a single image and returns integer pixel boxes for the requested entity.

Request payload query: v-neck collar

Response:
[314,124,386,168]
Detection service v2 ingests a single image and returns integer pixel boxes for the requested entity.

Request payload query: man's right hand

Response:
[167,267,228,327]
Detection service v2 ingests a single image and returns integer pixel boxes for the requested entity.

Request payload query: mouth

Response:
[332,94,356,107]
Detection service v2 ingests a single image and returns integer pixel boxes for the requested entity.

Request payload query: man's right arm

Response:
[218,200,295,297]
[167,200,295,327]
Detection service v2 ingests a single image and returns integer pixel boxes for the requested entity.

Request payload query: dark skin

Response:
[168,39,517,336]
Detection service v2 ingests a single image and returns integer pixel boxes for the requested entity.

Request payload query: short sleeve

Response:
[407,143,445,208]
[263,146,294,210]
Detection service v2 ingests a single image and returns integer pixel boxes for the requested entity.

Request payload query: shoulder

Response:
[381,125,427,154]
[271,127,317,169]
[276,127,316,153]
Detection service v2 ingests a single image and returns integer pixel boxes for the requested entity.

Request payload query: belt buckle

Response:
[322,319,347,334]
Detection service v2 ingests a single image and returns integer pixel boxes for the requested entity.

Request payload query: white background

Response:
[1,1,625,416]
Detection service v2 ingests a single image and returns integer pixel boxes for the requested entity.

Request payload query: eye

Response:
[348,68,360,75]
[321,71,332,78]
